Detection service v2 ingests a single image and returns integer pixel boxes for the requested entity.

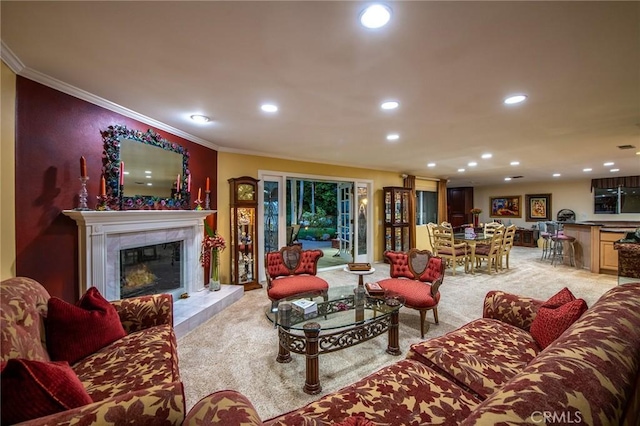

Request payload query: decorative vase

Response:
[209,248,221,291]
[473,214,479,228]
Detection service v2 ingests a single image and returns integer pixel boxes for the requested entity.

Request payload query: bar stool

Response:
[540,222,557,260]
[550,232,577,267]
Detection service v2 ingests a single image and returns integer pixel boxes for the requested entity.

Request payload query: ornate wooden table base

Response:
[276,299,402,395]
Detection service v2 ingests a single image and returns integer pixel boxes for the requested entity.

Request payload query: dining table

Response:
[454,232,493,274]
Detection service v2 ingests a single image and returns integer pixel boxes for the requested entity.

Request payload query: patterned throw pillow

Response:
[530,288,588,349]
[46,287,126,364]
[0,358,93,425]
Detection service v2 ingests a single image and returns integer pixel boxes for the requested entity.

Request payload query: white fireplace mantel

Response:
[63,210,215,300]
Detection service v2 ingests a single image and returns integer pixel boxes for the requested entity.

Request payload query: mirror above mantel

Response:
[102,125,190,210]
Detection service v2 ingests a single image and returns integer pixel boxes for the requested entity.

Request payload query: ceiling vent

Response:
[511,175,524,179]
[617,144,637,150]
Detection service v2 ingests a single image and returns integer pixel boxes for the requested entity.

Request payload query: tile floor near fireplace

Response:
[173,284,244,339]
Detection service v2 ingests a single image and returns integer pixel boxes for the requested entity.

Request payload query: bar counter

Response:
[562,221,640,274]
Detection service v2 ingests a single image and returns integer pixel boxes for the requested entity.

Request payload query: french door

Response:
[337,183,353,262]
[258,171,372,281]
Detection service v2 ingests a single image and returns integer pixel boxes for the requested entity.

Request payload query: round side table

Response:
[343,266,376,287]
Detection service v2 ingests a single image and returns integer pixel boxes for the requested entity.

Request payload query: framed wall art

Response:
[525,193,552,221]
[489,195,522,218]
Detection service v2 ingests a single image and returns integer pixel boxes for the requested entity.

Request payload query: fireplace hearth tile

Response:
[174,285,244,339]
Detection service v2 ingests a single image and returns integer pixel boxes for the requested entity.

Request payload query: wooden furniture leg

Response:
[303,323,322,395]
[386,304,401,355]
[276,329,291,363]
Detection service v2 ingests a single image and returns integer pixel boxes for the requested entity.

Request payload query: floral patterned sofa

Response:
[184,283,640,426]
[1,277,185,425]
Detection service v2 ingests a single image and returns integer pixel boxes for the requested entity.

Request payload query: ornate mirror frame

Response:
[102,124,190,210]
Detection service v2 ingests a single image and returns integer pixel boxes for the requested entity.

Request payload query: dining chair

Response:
[426,222,437,254]
[499,225,517,269]
[484,222,503,237]
[474,228,504,274]
[432,225,468,275]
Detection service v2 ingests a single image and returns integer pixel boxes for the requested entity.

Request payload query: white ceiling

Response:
[2,1,639,187]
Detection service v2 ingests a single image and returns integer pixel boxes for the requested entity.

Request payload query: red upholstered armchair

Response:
[378,249,445,338]
[265,245,329,307]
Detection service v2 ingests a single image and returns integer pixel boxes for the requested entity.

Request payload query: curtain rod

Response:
[401,174,440,182]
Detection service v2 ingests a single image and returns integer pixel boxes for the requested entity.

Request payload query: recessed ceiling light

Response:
[504,177,512,181]
[261,104,278,113]
[458,168,465,172]
[123,171,130,175]
[380,101,399,110]
[510,161,520,166]
[386,133,399,141]
[610,168,620,172]
[481,153,492,159]
[359,4,392,29]
[553,173,561,177]
[603,162,614,166]
[503,94,528,105]
[146,183,153,186]
[468,161,477,167]
[427,162,436,168]
[583,168,592,172]
[190,114,211,123]
[144,170,152,174]
[145,175,152,179]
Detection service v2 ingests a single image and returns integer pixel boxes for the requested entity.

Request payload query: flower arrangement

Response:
[470,208,482,215]
[200,223,226,268]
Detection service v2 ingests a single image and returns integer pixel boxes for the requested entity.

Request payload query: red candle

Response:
[100,175,106,196]
[119,161,125,185]
[80,156,87,178]
[187,174,191,192]
[206,177,210,192]
[176,174,181,192]
[197,187,201,201]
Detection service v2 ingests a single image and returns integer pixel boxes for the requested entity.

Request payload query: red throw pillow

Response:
[530,297,588,349]
[542,287,576,308]
[332,416,375,426]
[46,287,126,364]
[1,358,92,425]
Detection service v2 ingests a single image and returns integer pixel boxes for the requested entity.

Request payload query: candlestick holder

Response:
[96,195,111,211]
[75,177,91,211]
[119,184,124,211]
[194,199,203,210]
[205,190,211,210]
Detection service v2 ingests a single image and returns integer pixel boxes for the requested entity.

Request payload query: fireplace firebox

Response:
[120,241,183,299]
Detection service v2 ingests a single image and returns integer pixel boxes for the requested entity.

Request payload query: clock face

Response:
[237,183,255,201]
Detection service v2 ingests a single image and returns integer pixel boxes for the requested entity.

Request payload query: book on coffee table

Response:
[292,299,318,315]
[365,282,385,296]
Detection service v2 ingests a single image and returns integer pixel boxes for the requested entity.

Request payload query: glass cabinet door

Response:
[383,186,413,257]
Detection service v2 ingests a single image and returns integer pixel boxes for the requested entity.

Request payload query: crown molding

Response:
[1,40,219,150]
[1,41,25,74]
[218,145,400,175]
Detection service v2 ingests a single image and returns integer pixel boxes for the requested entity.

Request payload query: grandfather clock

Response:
[229,176,261,291]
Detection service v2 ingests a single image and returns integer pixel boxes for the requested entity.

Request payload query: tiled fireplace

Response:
[63,210,212,300]
[64,210,244,338]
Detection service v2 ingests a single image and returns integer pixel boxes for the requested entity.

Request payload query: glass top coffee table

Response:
[265,286,404,394]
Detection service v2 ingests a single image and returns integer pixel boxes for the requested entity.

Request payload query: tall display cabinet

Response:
[383,186,412,255]
[228,176,261,291]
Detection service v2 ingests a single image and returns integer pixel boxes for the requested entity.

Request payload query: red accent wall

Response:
[15,77,218,302]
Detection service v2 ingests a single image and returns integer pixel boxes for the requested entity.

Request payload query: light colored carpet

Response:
[177,247,617,421]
